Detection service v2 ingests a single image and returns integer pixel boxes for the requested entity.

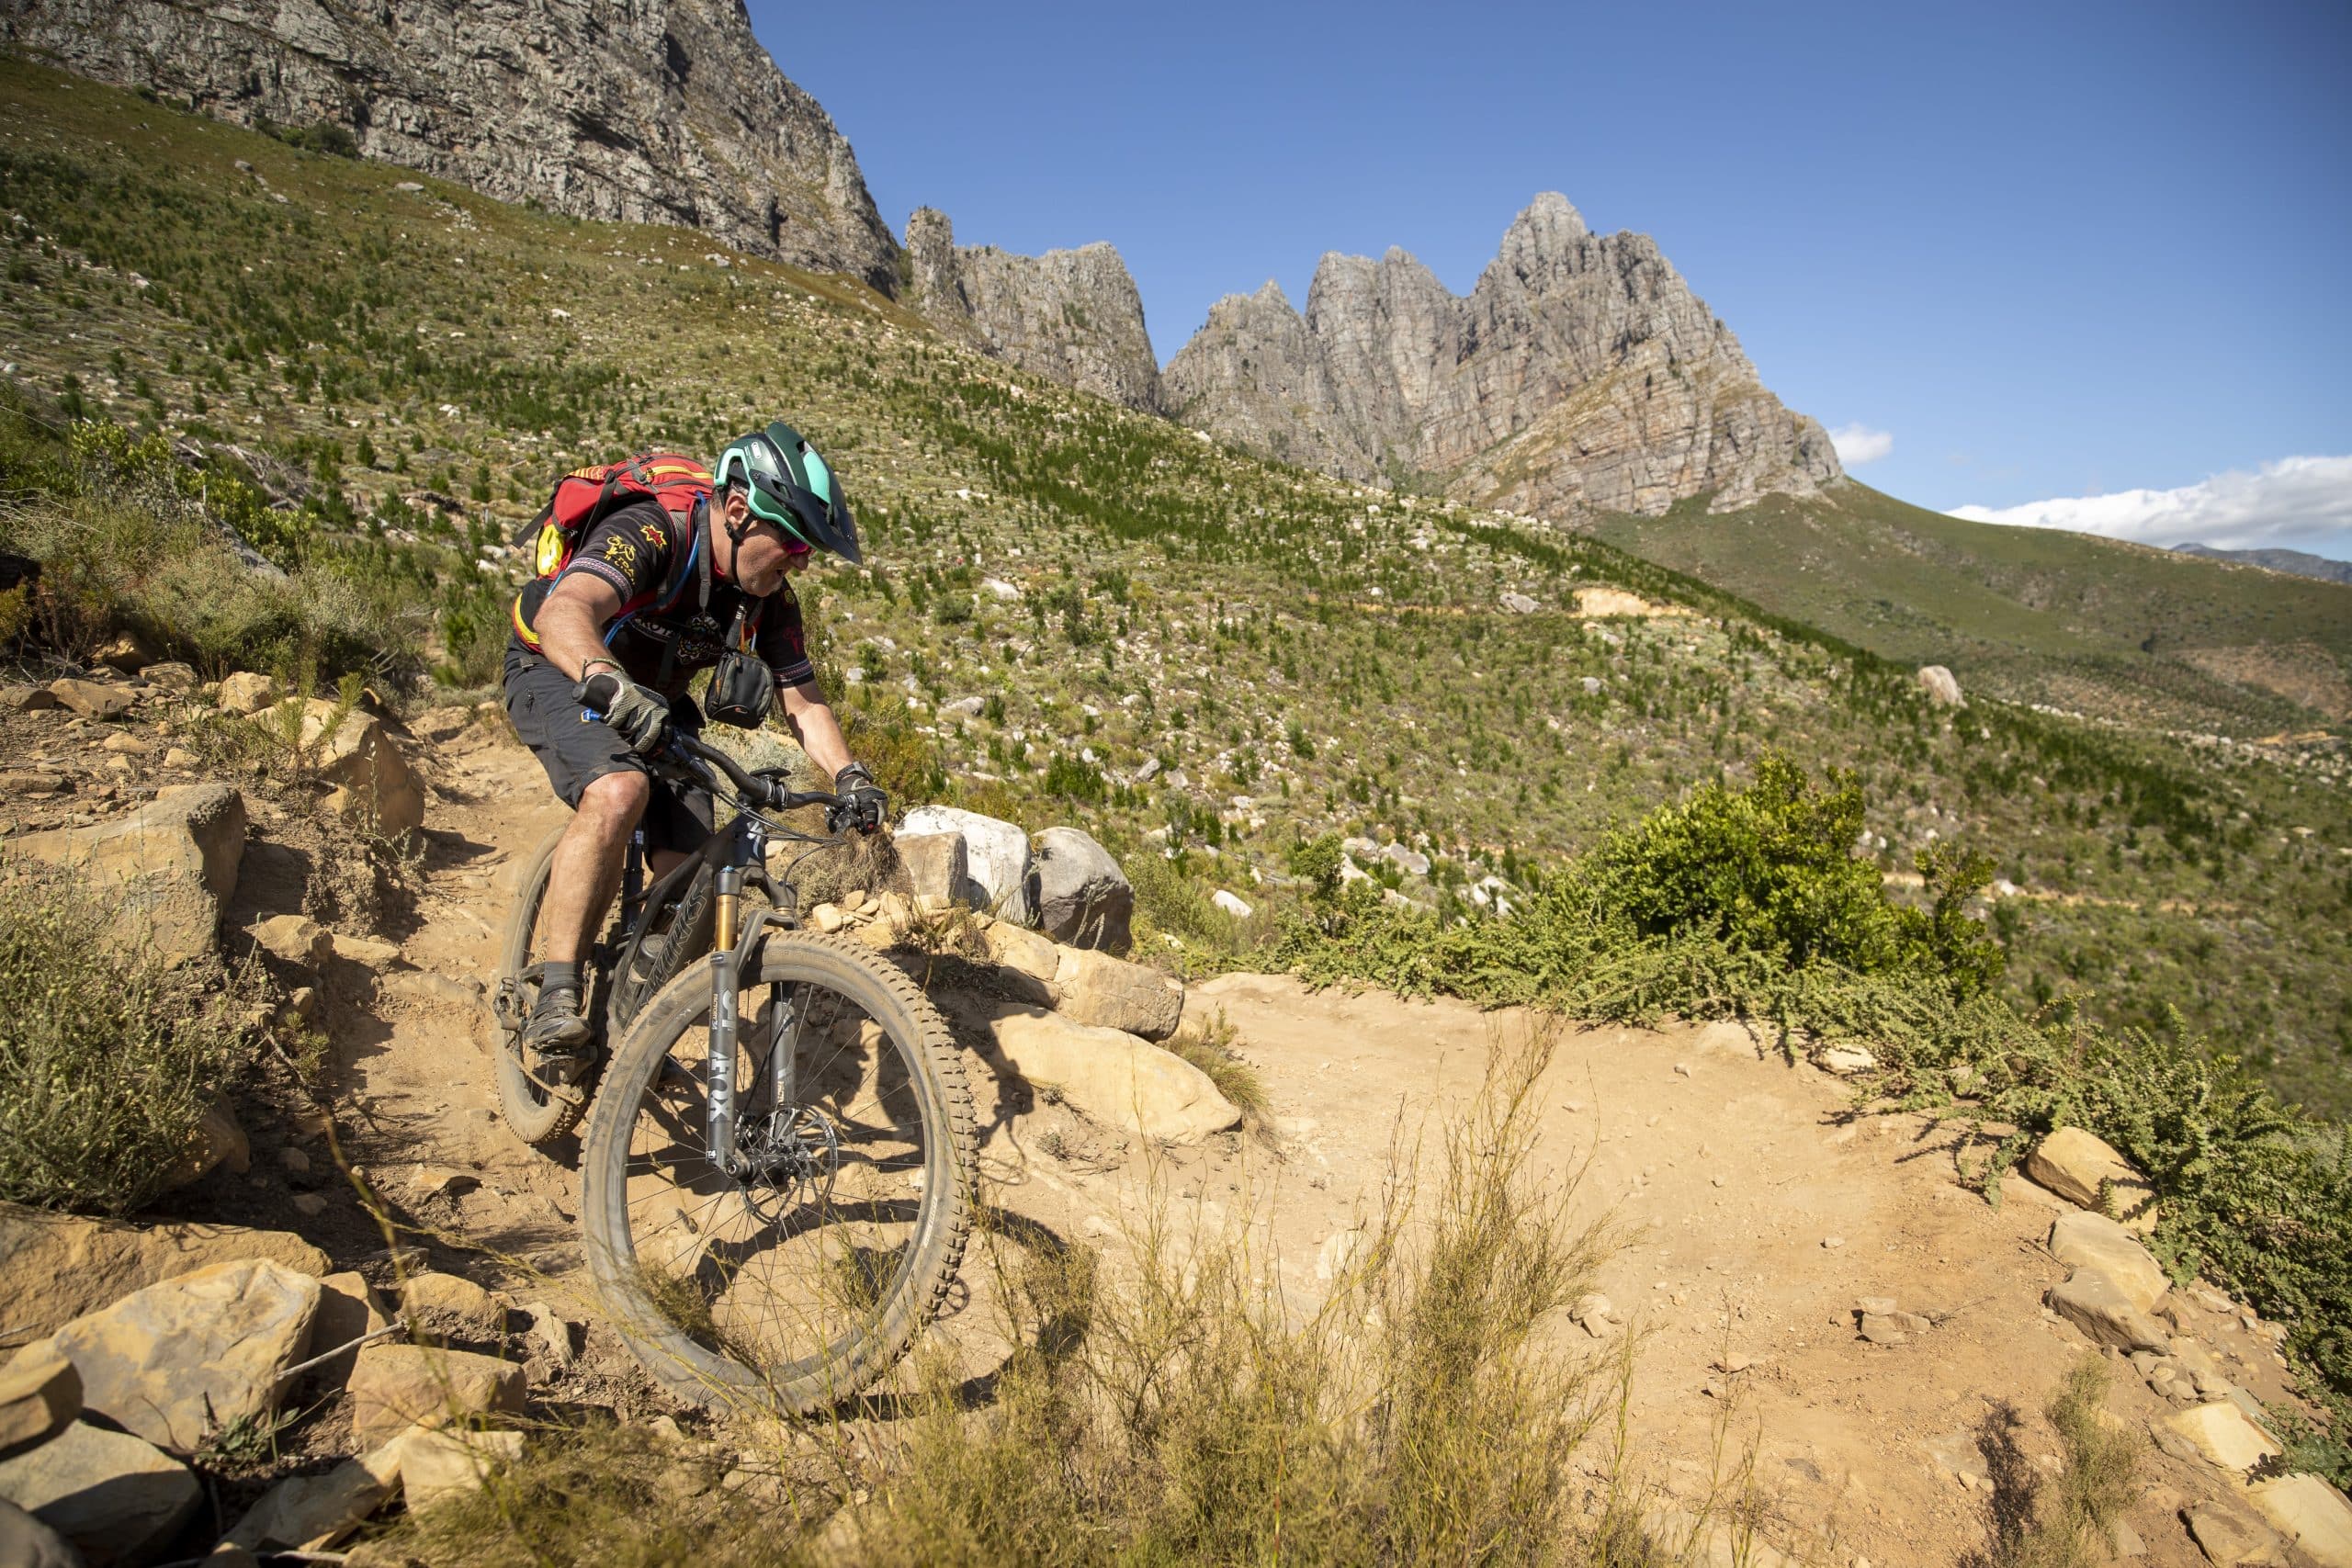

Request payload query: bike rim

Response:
[613,970,940,1392]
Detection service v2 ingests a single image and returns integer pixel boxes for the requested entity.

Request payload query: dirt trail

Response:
[328,720,2310,1566]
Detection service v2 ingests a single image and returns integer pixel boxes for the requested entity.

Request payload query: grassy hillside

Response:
[1589,481,2352,730]
[3,58,2347,1114]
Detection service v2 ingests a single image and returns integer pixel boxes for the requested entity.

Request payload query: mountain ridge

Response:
[1165,193,1842,517]
[2175,541,2352,585]
[0,0,901,290]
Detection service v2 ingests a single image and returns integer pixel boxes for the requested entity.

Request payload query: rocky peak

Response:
[902,209,1164,414]
[1166,194,1841,516]
[4,0,900,291]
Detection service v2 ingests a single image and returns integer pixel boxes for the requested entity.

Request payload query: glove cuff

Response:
[834,761,877,791]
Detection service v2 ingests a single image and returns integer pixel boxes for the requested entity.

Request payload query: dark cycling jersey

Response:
[507,497,813,698]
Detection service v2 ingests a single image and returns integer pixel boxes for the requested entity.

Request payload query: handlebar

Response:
[664,731,843,817]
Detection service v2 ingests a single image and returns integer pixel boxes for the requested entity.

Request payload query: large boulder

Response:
[226,1450,399,1553]
[0,1419,200,1567]
[0,1203,329,1337]
[976,920,1060,1007]
[1917,665,1964,706]
[2245,1472,2352,1566]
[2026,1127,2158,1232]
[891,832,970,909]
[0,1342,79,1459]
[217,671,276,716]
[946,996,1238,1145]
[2046,1269,2168,1353]
[1053,946,1183,1041]
[295,699,424,837]
[0,1498,79,1568]
[2049,1212,2168,1313]
[1029,827,1134,954]
[40,1258,321,1452]
[346,1344,525,1447]
[2160,1402,2285,1473]
[898,806,1033,923]
[45,678,131,720]
[13,784,247,964]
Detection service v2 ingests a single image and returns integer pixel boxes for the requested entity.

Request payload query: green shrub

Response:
[0,862,259,1214]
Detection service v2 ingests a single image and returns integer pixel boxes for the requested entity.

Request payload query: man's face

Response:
[722,489,811,595]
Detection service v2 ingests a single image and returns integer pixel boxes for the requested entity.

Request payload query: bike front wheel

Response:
[579,930,976,1415]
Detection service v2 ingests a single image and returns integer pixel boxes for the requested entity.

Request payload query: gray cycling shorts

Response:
[502,651,713,855]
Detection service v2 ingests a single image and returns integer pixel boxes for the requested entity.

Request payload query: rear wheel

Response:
[580,931,975,1415]
[491,826,606,1146]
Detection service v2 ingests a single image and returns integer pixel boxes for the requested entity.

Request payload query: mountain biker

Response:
[502,422,886,1089]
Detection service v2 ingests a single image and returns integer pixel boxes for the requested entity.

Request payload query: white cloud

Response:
[1948,456,2352,554]
[1828,423,1893,466]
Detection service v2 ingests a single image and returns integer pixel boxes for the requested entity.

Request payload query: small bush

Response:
[1973,1354,2138,1568]
[0,862,258,1214]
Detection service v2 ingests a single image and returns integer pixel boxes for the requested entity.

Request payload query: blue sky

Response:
[752,0,2352,556]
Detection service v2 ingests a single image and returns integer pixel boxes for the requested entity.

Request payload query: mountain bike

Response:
[491,732,975,1412]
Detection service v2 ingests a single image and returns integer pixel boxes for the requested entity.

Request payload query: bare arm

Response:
[533,573,627,682]
[777,678,855,783]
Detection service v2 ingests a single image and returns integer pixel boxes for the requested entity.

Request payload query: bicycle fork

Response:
[705,851,805,1179]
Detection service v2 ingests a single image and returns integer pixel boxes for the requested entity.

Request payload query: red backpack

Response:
[519,451,713,579]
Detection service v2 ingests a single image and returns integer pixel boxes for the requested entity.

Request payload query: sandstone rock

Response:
[1165,193,1839,518]
[2160,1401,2284,1472]
[1498,591,1540,614]
[9,0,899,291]
[2026,1127,2159,1231]
[1211,889,1253,919]
[2244,1472,2352,1567]
[333,931,403,966]
[12,783,246,964]
[41,1258,321,1451]
[246,913,332,970]
[2050,1212,2169,1313]
[378,1425,525,1509]
[906,207,1163,412]
[1029,827,1133,954]
[2047,1269,2168,1353]
[516,1301,575,1369]
[1817,1045,1876,1075]
[0,1420,200,1567]
[217,672,276,716]
[45,679,130,720]
[891,832,969,911]
[164,1094,251,1190]
[92,633,153,672]
[225,1455,391,1552]
[899,806,1033,923]
[1859,1314,1908,1346]
[0,1498,79,1568]
[0,1343,79,1459]
[1917,666,1965,706]
[346,1344,524,1447]
[399,1272,504,1340]
[1052,946,1183,1041]
[0,1203,328,1337]
[977,920,1060,1006]
[946,997,1238,1145]
[3,684,58,712]
[294,699,424,837]
[2182,1498,2288,1565]
[306,1272,390,1389]
[141,661,198,693]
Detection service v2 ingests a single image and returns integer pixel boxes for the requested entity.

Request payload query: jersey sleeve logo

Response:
[600,533,639,575]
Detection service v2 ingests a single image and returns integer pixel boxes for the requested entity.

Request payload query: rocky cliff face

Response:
[3,0,900,292]
[1165,193,1842,515]
[904,208,1163,414]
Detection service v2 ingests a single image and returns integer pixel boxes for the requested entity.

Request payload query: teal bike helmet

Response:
[714,422,862,564]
